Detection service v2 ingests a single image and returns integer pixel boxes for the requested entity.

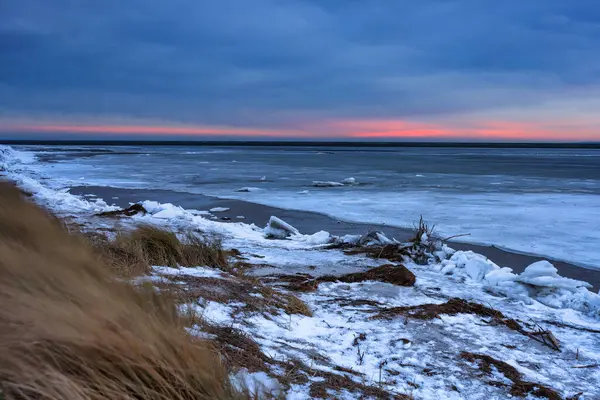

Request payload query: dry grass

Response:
[89,225,227,277]
[460,352,561,399]
[155,273,313,318]
[0,183,246,400]
[273,264,416,293]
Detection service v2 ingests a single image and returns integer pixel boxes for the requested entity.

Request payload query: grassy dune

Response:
[0,183,247,400]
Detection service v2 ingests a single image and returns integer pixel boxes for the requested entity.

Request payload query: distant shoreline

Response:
[2,139,600,149]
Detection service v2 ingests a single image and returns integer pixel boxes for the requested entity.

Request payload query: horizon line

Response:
[2,139,600,148]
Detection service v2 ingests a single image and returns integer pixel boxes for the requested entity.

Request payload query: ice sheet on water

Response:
[313,177,359,187]
[312,180,344,187]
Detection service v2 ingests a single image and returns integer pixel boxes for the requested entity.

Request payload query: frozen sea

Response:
[10,144,600,268]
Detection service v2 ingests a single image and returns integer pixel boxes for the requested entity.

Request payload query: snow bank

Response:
[436,251,600,318]
[0,145,36,169]
[0,145,117,214]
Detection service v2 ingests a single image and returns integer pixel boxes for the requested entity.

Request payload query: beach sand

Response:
[70,185,600,290]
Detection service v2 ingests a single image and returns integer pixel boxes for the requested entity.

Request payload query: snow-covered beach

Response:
[5,144,600,269]
[2,143,600,399]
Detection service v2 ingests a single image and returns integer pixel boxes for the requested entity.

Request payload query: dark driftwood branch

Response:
[441,233,472,242]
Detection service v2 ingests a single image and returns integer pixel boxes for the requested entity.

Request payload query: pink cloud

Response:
[1,118,598,141]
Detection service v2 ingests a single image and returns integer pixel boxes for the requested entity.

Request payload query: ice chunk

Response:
[209,207,230,213]
[442,251,500,282]
[312,181,344,187]
[152,206,186,219]
[358,231,394,246]
[484,267,517,285]
[260,176,267,181]
[236,187,260,192]
[517,260,592,289]
[299,230,331,245]
[264,216,300,239]
[341,177,358,185]
[141,200,161,214]
[464,257,496,282]
[339,234,361,245]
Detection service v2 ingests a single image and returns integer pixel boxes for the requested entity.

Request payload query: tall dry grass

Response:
[0,183,245,400]
[89,226,227,277]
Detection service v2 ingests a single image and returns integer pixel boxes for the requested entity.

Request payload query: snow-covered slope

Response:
[2,144,600,399]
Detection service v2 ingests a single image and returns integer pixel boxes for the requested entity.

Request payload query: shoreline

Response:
[70,185,600,291]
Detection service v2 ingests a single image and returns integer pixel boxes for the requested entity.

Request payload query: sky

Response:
[1,0,600,141]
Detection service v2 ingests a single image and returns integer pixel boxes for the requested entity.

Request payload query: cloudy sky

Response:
[1,0,599,140]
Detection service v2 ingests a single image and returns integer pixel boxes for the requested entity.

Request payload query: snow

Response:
[208,188,600,268]
[3,144,600,398]
[6,145,600,268]
[0,145,36,166]
[232,370,282,397]
[190,301,235,324]
[152,265,223,279]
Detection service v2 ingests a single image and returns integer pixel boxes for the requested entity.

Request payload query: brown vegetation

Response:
[275,264,416,292]
[460,352,561,399]
[374,298,561,351]
[0,183,245,400]
[156,273,312,317]
[374,297,511,322]
[89,225,227,277]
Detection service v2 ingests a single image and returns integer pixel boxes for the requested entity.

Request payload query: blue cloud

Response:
[1,0,599,126]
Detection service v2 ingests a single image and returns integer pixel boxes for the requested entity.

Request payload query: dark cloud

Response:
[1,0,599,127]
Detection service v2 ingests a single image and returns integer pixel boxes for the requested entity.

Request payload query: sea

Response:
[7,144,600,268]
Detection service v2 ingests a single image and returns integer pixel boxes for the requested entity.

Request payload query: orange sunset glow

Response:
[2,119,598,141]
